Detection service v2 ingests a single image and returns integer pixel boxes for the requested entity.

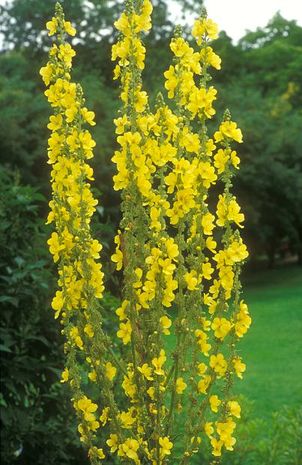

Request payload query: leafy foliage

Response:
[0,166,89,465]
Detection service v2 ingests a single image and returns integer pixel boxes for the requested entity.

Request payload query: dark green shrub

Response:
[0,166,88,464]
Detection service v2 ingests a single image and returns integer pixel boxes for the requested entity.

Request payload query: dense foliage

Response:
[0,1,301,264]
[0,166,89,464]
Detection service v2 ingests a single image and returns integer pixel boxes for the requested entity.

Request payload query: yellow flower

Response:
[147,386,155,399]
[70,327,83,350]
[210,437,223,457]
[58,43,76,68]
[118,438,140,462]
[164,238,179,260]
[138,363,153,380]
[159,436,173,457]
[114,115,129,134]
[235,300,252,337]
[117,320,132,345]
[184,270,199,291]
[106,434,119,453]
[84,323,94,338]
[209,353,227,377]
[119,408,136,428]
[202,262,214,280]
[88,446,105,460]
[135,90,148,113]
[176,377,187,394]
[61,368,69,383]
[211,317,232,340]
[116,299,129,321]
[47,232,62,263]
[152,349,166,376]
[105,361,117,381]
[204,422,214,438]
[192,18,219,45]
[209,394,221,413]
[195,329,211,355]
[200,47,221,69]
[206,236,217,253]
[232,356,246,379]
[170,37,191,58]
[214,121,243,144]
[197,362,207,376]
[88,370,97,382]
[216,194,245,228]
[51,290,64,319]
[78,130,96,157]
[226,239,249,263]
[40,63,54,86]
[160,315,172,335]
[227,400,241,418]
[77,396,98,422]
[201,212,215,235]
[99,407,110,426]
[46,18,58,36]
[197,375,211,394]
[81,107,96,126]
[214,148,229,174]
[64,20,76,36]
[164,65,178,98]
[112,233,123,270]
[216,418,236,447]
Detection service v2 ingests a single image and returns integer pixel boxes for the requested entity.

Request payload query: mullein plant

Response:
[41,1,251,465]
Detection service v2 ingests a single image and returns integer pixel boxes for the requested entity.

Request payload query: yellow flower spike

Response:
[43,1,250,462]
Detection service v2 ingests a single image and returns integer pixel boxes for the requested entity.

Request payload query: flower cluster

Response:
[43,2,251,465]
[110,1,251,463]
[42,5,124,463]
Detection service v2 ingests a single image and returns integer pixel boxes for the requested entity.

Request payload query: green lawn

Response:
[236,264,302,418]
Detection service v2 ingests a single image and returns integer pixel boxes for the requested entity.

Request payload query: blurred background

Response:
[0,0,301,464]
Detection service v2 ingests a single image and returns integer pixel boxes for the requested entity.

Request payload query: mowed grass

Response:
[236,264,302,418]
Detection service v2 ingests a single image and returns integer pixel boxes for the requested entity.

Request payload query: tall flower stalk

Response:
[42,2,251,465]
